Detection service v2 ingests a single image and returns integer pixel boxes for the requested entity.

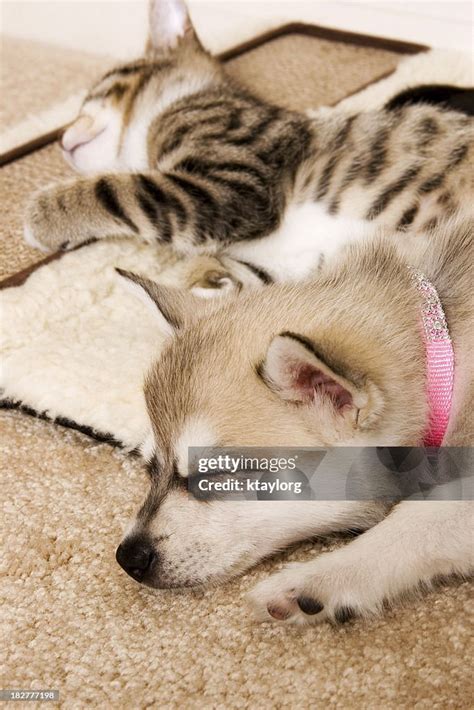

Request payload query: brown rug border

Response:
[0,22,427,289]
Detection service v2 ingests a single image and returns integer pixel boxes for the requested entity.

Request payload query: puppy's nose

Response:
[116,538,156,582]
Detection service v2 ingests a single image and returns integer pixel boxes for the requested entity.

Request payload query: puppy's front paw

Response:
[247,553,384,625]
[24,185,78,253]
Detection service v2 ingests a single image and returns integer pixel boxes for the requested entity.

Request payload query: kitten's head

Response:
[61,0,223,174]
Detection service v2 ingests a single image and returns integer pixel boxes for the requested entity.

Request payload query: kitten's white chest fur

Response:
[226,202,377,281]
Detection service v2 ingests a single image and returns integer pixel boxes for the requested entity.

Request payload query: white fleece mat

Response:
[1,49,472,448]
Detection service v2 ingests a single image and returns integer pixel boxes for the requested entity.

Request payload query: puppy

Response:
[116,216,473,624]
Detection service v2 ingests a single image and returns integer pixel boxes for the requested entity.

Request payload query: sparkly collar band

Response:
[411,269,454,447]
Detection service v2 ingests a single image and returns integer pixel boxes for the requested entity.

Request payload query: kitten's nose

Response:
[116,537,156,582]
[60,115,95,153]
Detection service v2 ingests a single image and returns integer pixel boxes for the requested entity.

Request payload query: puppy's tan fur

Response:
[118,215,473,623]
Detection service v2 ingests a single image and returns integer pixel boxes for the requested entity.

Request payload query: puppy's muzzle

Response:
[116,536,156,583]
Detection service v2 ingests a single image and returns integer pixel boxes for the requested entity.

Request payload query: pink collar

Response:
[411,269,454,447]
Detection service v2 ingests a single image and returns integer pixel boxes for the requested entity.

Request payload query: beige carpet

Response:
[0,36,107,134]
[1,30,473,709]
[2,411,473,707]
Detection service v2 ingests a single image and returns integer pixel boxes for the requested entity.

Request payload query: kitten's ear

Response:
[147,0,197,53]
[260,332,382,426]
[116,268,196,336]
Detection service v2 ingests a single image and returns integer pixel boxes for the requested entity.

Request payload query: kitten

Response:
[24,0,473,282]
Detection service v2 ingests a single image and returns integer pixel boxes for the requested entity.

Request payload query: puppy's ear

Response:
[260,332,381,426]
[116,268,195,336]
[147,0,197,53]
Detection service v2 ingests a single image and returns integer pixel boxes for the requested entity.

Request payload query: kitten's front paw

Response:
[24,186,78,253]
[247,553,384,626]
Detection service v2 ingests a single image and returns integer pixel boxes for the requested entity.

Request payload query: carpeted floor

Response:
[2,410,473,707]
[1,29,473,709]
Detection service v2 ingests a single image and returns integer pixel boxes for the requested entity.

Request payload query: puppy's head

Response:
[115,273,392,588]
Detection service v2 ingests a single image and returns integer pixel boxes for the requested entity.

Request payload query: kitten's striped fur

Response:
[25,0,473,280]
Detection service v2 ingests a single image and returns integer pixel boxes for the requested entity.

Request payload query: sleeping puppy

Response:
[115,215,473,624]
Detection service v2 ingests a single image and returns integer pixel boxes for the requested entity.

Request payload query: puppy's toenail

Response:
[59,241,70,251]
[267,604,291,621]
[297,596,324,615]
[334,605,356,624]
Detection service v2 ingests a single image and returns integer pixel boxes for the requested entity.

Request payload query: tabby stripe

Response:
[228,109,281,147]
[423,217,438,232]
[95,178,138,232]
[257,125,311,178]
[136,191,158,225]
[315,120,355,201]
[101,60,173,81]
[315,154,339,201]
[160,212,173,242]
[129,69,155,102]
[201,174,265,200]
[137,175,188,230]
[167,100,230,117]
[365,127,390,182]
[176,158,266,186]
[235,259,273,284]
[227,108,244,131]
[397,204,418,230]
[417,117,440,148]
[419,173,444,193]
[366,166,421,220]
[328,156,363,213]
[168,174,219,239]
[331,116,356,152]
[160,125,195,156]
[437,191,453,206]
[105,83,128,101]
[136,190,173,242]
[168,175,218,213]
[89,82,128,101]
[448,143,468,168]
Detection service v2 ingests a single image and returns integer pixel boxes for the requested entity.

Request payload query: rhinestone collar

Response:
[411,269,454,446]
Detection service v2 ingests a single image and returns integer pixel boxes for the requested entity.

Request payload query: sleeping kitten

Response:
[24,0,473,281]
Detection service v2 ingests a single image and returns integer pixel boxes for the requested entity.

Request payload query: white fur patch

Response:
[174,416,217,477]
[23,224,50,253]
[119,110,151,172]
[226,203,377,281]
[139,430,156,462]
[67,103,122,174]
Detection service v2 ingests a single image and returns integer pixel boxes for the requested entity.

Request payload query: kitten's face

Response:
[60,0,220,174]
